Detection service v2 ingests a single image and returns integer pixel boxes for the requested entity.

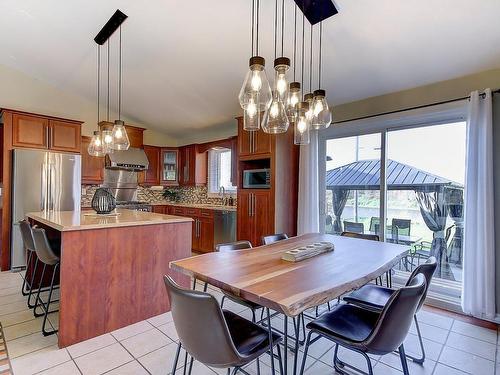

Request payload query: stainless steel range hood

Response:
[105,147,149,171]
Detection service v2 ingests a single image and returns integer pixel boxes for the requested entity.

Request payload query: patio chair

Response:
[369,217,379,233]
[343,221,364,234]
[409,224,455,271]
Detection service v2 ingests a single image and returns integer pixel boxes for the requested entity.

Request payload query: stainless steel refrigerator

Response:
[11,149,81,269]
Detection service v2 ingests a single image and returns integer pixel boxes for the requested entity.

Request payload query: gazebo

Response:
[326,159,464,279]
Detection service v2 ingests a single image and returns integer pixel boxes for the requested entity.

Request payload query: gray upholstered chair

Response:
[261,233,288,245]
[343,221,364,234]
[164,276,283,375]
[300,274,427,375]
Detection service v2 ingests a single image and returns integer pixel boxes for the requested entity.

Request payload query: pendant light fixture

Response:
[304,23,314,123]
[295,11,310,145]
[88,45,105,157]
[312,21,332,129]
[262,0,289,134]
[287,5,301,122]
[111,25,130,150]
[239,0,272,131]
[101,41,114,154]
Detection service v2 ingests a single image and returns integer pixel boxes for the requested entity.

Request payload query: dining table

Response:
[170,233,409,374]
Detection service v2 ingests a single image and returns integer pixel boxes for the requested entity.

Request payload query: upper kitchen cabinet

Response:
[237,117,271,158]
[141,145,160,185]
[81,136,104,185]
[161,148,179,186]
[179,144,207,186]
[9,110,82,153]
[98,121,145,148]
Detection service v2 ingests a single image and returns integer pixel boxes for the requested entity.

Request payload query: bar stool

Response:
[19,220,40,308]
[32,227,60,336]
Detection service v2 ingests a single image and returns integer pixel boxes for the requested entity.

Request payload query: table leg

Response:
[292,315,301,375]
[266,308,276,374]
[283,316,288,375]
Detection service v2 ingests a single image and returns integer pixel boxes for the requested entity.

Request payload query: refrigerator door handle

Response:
[40,163,47,211]
[48,164,55,210]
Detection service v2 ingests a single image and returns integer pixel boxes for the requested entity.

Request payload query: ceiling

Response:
[1,0,500,138]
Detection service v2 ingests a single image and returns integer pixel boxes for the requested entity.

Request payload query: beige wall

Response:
[333,68,500,122]
[0,63,177,147]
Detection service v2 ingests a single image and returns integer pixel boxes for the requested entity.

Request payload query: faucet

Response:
[219,186,227,206]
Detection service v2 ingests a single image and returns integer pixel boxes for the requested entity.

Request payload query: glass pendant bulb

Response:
[294,101,310,145]
[287,82,301,122]
[262,91,289,134]
[243,92,260,131]
[274,57,290,102]
[311,89,332,130]
[101,129,114,154]
[88,131,105,156]
[304,93,314,122]
[111,120,130,150]
[238,56,272,116]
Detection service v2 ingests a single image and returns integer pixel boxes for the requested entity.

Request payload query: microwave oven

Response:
[243,168,271,189]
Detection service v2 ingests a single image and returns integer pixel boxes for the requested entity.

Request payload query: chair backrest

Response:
[343,221,364,234]
[31,227,60,265]
[215,240,252,252]
[19,220,35,252]
[406,256,437,311]
[364,274,426,355]
[163,276,241,367]
[262,233,288,245]
[391,218,411,236]
[341,232,379,242]
[369,217,379,233]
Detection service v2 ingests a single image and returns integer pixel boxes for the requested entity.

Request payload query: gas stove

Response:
[115,201,152,212]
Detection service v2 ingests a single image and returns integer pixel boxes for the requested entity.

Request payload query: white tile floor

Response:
[0,271,498,375]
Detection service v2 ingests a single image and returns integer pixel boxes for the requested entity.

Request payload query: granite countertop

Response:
[26,209,193,232]
[150,201,237,212]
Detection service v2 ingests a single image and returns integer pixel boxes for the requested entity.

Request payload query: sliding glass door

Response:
[324,134,381,236]
[318,101,468,307]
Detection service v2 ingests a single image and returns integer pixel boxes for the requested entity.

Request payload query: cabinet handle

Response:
[248,194,251,217]
[252,193,255,217]
[196,219,200,237]
[47,125,50,148]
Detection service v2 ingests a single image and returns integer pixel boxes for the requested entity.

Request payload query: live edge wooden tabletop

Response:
[170,233,409,317]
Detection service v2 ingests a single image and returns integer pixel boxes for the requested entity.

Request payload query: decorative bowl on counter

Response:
[91,188,116,214]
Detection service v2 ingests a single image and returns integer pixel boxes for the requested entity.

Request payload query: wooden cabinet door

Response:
[179,145,196,185]
[81,136,104,185]
[142,145,160,185]
[125,126,144,148]
[160,148,179,186]
[237,118,252,157]
[49,120,81,152]
[253,130,272,155]
[252,191,273,245]
[191,217,200,252]
[12,113,48,149]
[198,216,214,253]
[237,190,254,244]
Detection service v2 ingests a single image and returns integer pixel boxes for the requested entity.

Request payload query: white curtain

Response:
[297,131,320,234]
[462,89,496,319]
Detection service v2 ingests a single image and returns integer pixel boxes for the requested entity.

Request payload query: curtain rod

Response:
[333,88,500,125]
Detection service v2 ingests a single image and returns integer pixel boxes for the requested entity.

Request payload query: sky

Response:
[325,122,466,184]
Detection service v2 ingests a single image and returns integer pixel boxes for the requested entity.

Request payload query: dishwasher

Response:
[213,209,236,246]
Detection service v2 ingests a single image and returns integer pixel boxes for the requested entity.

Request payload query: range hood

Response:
[105,147,149,171]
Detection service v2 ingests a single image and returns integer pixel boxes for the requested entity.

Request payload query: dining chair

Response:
[343,221,364,234]
[340,231,384,286]
[300,274,427,375]
[164,276,284,375]
[261,233,288,245]
[214,241,264,323]
[343,257,437,364]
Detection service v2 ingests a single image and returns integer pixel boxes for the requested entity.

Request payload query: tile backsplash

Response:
[82,185,236,207]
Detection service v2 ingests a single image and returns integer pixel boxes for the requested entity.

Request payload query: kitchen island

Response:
[26,209,192,348]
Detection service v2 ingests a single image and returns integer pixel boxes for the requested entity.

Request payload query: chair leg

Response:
[220,295,226,309]
[398,344,410,375]
[27,257,40,308]
[187,356,194,375]
[33,264,47,317]
[21,250,33,296]
[299,331,313,375]
[231,368,239,375]
[203,282,208,292]
[41,263,59,336]
[276,344,284,375]
[192,278,197,290]
[172,343,181,375]
[409,315,426,364]
[333,344,374,375]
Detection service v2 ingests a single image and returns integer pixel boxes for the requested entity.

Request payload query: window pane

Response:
[386,122,466,284]
[324,134,381,236]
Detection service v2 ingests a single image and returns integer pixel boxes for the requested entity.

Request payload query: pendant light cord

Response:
[274,0,277,60]
[256,0,260,55]
[281,0,285,57]
[107,41,110,122]
[97,45,100,126]
[293,5,297,80]
[309,23,313,93]
[319,22,322,88]
[301,12,305,90]
[119,25,122,121]
[251,0,255,56]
